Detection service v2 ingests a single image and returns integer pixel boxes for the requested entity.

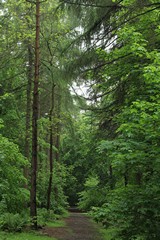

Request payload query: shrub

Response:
[0,134,29,213]
[37,208,57,226]
[0,213,27,232]
[90,186,160,240]
[78,175,107,211]
[90,204,110,227]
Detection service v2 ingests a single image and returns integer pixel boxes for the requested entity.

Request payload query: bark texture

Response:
[47,84,55,210]
[24,43,33,188]
[30,0,40,228]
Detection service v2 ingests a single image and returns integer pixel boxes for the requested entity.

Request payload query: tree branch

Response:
[60,0,123,8]
[82,53,133,73]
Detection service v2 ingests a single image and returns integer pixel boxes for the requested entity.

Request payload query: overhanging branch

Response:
[60,0,123,8]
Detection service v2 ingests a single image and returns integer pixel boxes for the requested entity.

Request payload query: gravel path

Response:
[42,212,103,240]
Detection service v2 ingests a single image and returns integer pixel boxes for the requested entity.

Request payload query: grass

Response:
[0,231,57,240]
[46,219,65,228]
[0,214,66,240]
[99,227,119,240]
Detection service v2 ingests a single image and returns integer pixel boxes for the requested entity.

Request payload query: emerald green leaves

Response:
[0,135,29,213]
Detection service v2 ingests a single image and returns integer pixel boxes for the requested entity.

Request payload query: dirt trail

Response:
[42,212,103,240]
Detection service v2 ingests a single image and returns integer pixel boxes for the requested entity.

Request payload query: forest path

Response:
[42,211,103,240]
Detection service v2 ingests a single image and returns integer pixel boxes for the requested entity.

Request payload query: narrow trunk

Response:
[47,84,55,210]
[55,91,61,162]
[109,165,114,190]
[124,165,129,187]
[53,89,61,204]
[30,0,40,229]
[124,173,128,187]
[136,170,142,185]
[24,44,33,188]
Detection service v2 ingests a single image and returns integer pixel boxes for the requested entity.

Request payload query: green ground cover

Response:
[46,219,65,228]
[0,231,57,240]
[100,227,119,240]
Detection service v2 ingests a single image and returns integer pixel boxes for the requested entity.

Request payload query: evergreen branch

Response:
[8,84,27,93]
[61,4,160,54]
[145,3,160,8]
[2,71,26,82]
[98,5,160,50]
[60,0,123,8]
[60,10,115,54]
[82,53,132,73]
[80,88,117,101]
[26,0,47,3]
[26,0,36,4]
[41,59,60,72]
[123,6,160,25]
[83,101,116,112]
[91,88,117,100]
[82,1,123,38]
[86,5,160,50]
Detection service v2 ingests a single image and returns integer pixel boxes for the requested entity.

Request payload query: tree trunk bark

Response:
[124,165,129,187]
[30,0,40,229]
[53,91,62,203]
[55,91,61,162]
[136,170,142,185]
[47,84,55,210]
[24,43,33,188]
[109,165,114,190]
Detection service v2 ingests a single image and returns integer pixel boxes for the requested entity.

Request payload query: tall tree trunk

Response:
[53,91,62,204]
[47,84,55,210]
[136,170,142,186]
[30,0,40,229]
[55,91,61,162]
[109,165,114,190]
[24,43,33,188]
[124,165,129,187]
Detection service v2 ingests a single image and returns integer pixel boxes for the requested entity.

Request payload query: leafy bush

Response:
[37,208,57,226]
[52,205,67,215]
[0,213,27,232]
[90,204,110,227]
[78,175,107,211]
[90,185,160,240]
[0,134,29,213]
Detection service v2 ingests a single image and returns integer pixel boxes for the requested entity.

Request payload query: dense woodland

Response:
[0,0,160,239]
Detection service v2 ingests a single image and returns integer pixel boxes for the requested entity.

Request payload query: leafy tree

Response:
[0,129,29,214]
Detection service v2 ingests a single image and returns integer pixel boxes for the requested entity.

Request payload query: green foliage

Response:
[0,119,4,129]
[90,204,110,228]
[37,208,58,226]
[47,219,66,228]
[0,213,28,232]
[91,185,160,240]
[61,113,99,206]
[0,231,57,240]
[78,175,107,211]
[94,62,160,238]
[0,135,29,213]
[37,160,68,212]
[63,165,78,206]
[100,227,120,240]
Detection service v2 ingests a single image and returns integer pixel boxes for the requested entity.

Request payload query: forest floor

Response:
[41,211,104,240]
